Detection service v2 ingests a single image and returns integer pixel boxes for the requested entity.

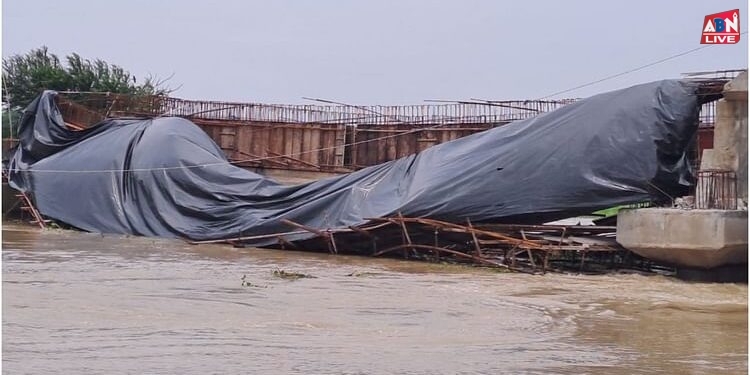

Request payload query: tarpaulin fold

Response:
[7,80,700,245]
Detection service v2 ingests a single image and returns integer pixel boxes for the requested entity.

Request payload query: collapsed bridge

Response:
[4,78,731,273]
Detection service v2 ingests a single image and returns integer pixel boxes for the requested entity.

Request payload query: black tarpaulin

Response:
[7,80,700,245]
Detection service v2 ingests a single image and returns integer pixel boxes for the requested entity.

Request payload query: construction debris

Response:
[222,216,658,274]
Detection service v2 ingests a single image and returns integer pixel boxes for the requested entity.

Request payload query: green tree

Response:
[2,46,174,134]
[1,104,22,138]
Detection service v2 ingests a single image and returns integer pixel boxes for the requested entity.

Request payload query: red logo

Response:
[701,10,740,44]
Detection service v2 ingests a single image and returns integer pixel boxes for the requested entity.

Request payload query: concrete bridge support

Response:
[617,72,748,275]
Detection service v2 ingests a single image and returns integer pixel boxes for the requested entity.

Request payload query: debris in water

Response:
[272,269,316,280]
[346,271,381,277]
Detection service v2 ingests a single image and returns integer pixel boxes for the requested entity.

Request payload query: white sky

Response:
[3,0,748,104]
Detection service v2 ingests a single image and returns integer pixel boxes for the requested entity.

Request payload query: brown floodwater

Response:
[2,223,747,374]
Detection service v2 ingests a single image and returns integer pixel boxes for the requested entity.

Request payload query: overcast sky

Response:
[3,0,748,104]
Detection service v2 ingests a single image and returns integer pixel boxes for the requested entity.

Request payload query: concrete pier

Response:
[617,208,747,268]
[616,72,748,272]
[702,72,748,201]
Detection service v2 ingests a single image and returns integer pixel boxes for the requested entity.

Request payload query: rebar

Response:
[695,170,738,210]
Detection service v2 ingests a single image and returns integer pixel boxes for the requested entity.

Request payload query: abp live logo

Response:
[701,9,740,44]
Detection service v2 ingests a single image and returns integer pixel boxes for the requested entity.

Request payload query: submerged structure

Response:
[3,78,739,273]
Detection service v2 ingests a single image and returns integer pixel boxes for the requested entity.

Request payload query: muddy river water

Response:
[2,223,747,374]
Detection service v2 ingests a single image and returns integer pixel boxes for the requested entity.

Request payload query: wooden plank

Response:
[377,125,387,164]
[353,127,364,168]
[302,127,313,164]
[259,125,271,158]
[326,125,338,166]
[291,127,303,161]
[320,124,331,166]
[267,150,320,169]
[421,130,439,152]
[407,126,418,157]
[345,125,355,167]
[283,126,294,157]
[334,125,346,167]
[224,128,237,150]
[386,125,397,160]
[353,128,361,167]
[210,125,222,146]
[358,127,378,166]
[237,126,252,158]
[310,126,321,166]
[440,127,450,144]
[327,124,338,166]
[369,127,379,166]
[396,125,409,158]
[223,126,236,150]
[452,129,462,140]
[250,125,261,157]
[233,150,264,166]
[271,125,284,157]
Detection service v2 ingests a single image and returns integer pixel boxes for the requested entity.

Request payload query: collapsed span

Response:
[7,80,703,245]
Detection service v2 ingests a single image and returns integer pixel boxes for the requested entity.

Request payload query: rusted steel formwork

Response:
[168,93,719,171]
[157,97,577,170]
[51,89,721,173]
[193,120,510,171]
[348,123,501,168]
[186,102,718,171]
[55,93,578,172]
[193,119,348,172]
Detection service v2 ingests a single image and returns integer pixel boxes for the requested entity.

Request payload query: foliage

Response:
[1,105,22,138]
[2,46,174,132]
